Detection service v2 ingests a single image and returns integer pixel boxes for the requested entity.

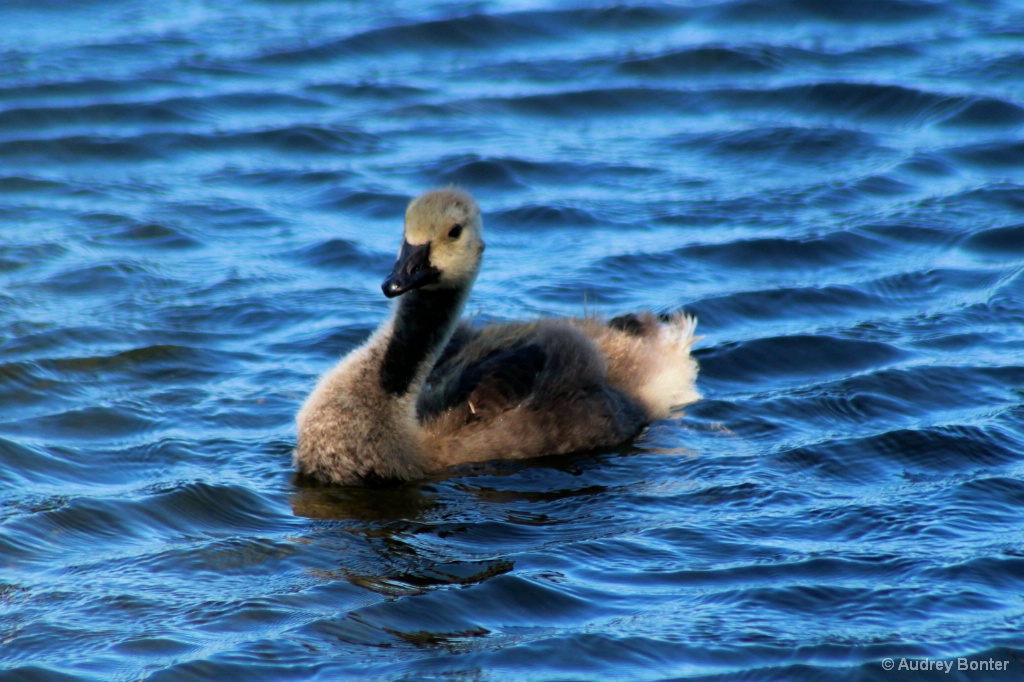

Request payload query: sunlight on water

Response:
[2,0,1024,680]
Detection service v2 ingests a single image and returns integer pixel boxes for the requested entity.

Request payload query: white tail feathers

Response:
[639,314,701,418]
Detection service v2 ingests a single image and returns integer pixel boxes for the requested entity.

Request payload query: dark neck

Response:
[380,287,466,396]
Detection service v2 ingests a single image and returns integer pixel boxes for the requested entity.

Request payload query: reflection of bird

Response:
[295,189,700,485]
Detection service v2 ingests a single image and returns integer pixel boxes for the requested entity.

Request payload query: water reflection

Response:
[287,449,681,654]
[290,473,440,523]
[287,448,631,522]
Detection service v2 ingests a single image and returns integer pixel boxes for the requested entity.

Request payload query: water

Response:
[2,0,1024,679]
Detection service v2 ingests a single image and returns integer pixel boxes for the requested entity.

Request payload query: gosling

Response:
[295,189,700,485]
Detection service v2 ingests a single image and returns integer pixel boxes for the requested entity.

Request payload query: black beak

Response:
[381,241,441,298]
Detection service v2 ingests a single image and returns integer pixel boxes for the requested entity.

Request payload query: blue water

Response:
[2,0,1024,679]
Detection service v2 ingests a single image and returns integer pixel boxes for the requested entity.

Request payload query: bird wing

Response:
[418,325,547,421]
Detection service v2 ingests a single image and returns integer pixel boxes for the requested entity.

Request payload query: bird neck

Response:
[379,286,468,397]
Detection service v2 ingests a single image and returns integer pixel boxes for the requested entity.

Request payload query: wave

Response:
[0,125,384,165]
[618,46,781,77]
[252,6,694,65]
[713,0,944,24]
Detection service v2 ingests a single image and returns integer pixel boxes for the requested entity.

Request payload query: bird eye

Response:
[448,224,463,240]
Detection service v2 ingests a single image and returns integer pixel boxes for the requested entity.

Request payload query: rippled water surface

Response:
[3,0,1024,680]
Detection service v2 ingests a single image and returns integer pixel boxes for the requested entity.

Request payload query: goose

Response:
[295,188,700,485]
